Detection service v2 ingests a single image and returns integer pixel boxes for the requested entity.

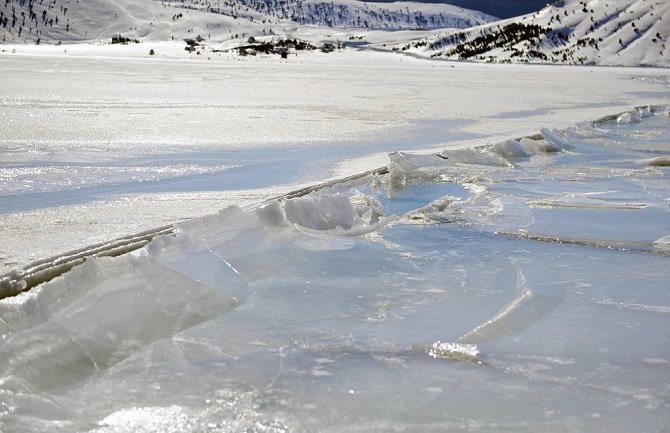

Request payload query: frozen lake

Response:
[2,48,670,269]
[1,106,668,432]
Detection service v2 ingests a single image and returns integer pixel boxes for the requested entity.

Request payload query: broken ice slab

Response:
[388,107,670,252]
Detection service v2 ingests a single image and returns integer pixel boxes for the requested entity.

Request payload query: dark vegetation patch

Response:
[443,23,548,59]
[111,34,139,44]
[212,38,343,57]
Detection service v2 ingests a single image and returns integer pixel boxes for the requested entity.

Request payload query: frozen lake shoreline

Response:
[2,45,670,271]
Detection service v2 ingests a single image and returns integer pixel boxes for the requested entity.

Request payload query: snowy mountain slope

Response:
[0,0,496,44]
[163,0,496,30]
[0,0,266,44]
[394,0,670,67]
[368,0,549,19]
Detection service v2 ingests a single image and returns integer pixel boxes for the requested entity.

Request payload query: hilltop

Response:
[394,0,669,66]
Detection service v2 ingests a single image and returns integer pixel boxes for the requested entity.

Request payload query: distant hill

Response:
[0,0,496,44]
[168,0,497,30]
[365,0,548,19]
[395,0,669,66]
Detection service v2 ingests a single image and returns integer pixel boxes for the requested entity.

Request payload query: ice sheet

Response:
[1,108,669,432]
[2,49,670,270]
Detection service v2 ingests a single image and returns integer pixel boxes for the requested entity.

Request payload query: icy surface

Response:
[1,109,669,432]
[1,49,669,270]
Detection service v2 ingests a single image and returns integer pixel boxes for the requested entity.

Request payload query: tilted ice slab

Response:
[1,107,669,432]
[388,105,670,252]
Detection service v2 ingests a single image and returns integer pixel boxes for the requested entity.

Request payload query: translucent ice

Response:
[1,109,669,432]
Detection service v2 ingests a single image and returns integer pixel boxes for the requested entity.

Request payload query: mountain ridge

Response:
[394,0,669,66]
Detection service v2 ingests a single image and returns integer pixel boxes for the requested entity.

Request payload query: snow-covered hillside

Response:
[165,0,496,30]
[4,0,666,67]
[0,0,245,44]
[395,0,669,67]
[0,0,495,44]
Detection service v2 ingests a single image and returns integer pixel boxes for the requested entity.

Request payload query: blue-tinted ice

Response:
[1,108,669,432]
